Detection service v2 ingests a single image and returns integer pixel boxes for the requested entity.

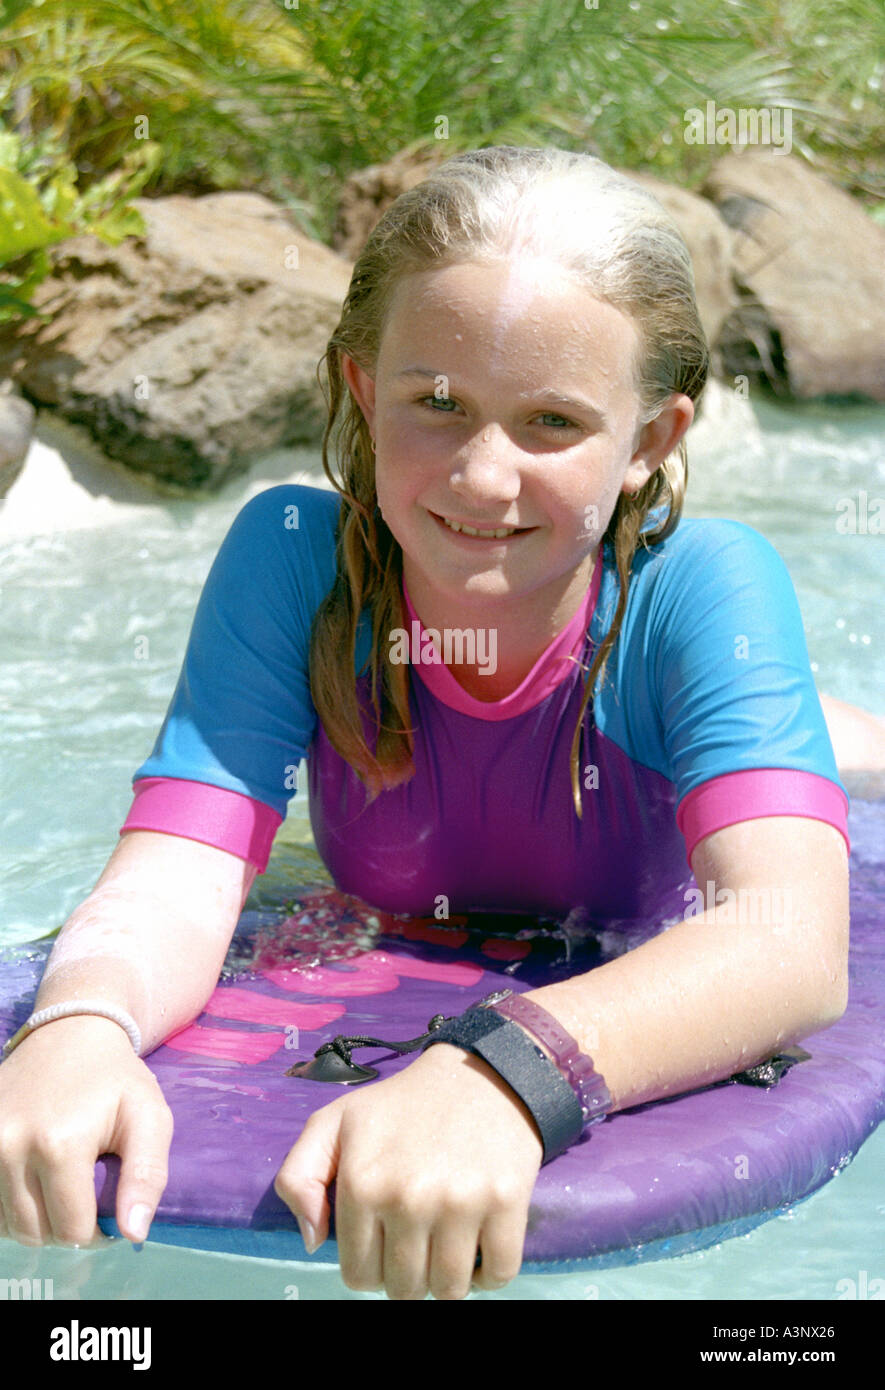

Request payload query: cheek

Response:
[377,436,442,506]
[374,472,397,523]
[541,461,608,516]
[541,453,624,542]
[374,466,419,537]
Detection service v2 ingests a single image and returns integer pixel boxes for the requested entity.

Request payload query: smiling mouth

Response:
[431,512,536,540]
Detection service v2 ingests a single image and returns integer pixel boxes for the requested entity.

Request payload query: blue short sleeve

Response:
[132,484,340,816]
[650,519,845,798]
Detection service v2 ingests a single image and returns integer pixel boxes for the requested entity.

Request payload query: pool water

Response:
[1,386,884,1300]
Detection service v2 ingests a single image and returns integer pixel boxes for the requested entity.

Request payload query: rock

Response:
[704,153,885,400]
[0,381,36,497]
[0,192,354,489]
[331,144,452,260]
[334,152,737,355]
[621,171,737,354]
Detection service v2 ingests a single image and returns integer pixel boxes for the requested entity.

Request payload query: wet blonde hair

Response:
[310,145,708,815]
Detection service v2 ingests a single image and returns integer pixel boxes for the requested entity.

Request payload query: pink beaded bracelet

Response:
[488,990,613,1125]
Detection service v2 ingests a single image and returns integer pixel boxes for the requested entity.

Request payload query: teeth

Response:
[442,517,519,538]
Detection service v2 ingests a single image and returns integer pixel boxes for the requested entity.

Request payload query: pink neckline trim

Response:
[401,551,603,721]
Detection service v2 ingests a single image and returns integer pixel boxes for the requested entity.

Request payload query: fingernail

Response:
[127,1204,152,1242]
[298,1219,319,1255]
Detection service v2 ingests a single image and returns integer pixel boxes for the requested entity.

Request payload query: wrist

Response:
[414,1038,546,1153]
[2,1016,137,1073]
[488,990,614,1126]
[3,1002,142,1061]
[420,1007,583,1163]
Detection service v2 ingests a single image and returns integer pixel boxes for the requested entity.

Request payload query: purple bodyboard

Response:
[1,799,883,1270]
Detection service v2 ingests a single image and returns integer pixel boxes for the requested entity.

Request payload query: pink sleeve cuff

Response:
[676,769,850,863]
[119,777,283,872]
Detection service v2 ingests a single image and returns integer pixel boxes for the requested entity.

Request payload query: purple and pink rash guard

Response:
[121,484,850,926]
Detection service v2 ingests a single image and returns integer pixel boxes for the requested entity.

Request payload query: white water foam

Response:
[0,412,334,540]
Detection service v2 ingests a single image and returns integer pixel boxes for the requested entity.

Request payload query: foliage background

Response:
[1,0,883,235]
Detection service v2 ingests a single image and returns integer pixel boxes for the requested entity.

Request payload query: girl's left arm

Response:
[276,813,847,1300]
[527,814,849,1112]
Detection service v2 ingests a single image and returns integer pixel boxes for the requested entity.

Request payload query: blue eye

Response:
[418,397,577,429]
[538,413,573,429]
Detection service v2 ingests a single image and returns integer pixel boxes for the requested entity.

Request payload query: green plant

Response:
[0,121,160,323]
[0,0,882,248]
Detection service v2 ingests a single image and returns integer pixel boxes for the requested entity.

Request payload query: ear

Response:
[340,352,377,435]
[623,393,695,494]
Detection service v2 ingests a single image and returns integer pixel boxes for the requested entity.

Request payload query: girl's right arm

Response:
[0,829,256,1247]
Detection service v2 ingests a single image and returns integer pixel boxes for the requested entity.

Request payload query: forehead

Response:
[380,256,641,385]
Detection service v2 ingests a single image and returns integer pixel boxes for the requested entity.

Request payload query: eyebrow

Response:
[394,368,606,418]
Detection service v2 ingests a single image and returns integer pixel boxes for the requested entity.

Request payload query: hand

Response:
[274,1042,544,1300]
[0,1016,174,1246]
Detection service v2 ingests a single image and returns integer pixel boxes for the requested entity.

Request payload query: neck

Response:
[401,552,598,701]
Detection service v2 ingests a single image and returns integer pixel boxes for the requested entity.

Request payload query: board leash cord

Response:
[287,1011,811,1089]
[286,1013,449,1082]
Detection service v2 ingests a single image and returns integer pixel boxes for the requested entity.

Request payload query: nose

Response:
[449,424,521,504]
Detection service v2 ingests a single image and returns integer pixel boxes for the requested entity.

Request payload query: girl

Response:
[0,146,866,1301]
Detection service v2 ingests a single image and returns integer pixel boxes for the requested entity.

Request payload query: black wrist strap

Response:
[421,1008,583,1164]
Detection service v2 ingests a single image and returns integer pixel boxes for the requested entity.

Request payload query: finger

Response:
[112,1088,174,1243]
[334,1175,385,1292]
[0,1157,53,1247]
[35,1151,102,1247]
[274,1104,342,1253]
[380,1218,432,1301]
[427,1220,482,1302]
[471,1205,527,1293]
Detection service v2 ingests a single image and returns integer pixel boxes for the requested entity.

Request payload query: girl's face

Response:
[342,255,692,615]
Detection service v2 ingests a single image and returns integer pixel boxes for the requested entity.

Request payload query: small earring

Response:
[370,437,377,454]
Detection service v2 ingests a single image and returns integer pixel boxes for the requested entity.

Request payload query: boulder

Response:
[331,144,452,260]
[0,381,35,497]
[0,192,354,489]
[704,153,885,400]
[333,152,737,354]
